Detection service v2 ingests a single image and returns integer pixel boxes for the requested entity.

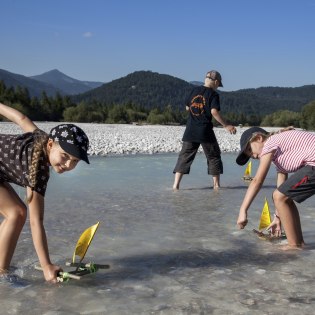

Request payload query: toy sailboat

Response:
[253,198,272,240]
[35,221,109,282]
[242,161,253,181]
[252,198,286,241]
[258,197,271,231]
[66,221,109,279]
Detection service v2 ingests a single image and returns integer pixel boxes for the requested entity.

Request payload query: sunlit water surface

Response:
[1,153,315,315]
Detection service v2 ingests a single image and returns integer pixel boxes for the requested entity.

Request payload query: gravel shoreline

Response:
[0,122,280,156]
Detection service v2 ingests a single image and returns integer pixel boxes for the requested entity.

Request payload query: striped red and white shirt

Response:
[260,130,315,173]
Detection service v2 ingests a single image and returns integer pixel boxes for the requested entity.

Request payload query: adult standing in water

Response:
[173,70,236,190]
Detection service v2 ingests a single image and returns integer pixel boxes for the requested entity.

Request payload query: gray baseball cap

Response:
[207,70,223,87]
[236,127,268,165]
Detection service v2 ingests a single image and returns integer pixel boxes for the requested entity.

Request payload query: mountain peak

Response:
[30,69,103,95]
[32,69,71,80]
[46,69,62,74]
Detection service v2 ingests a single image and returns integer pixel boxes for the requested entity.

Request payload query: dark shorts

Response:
[277,165,315,203]
[173,141,223,175]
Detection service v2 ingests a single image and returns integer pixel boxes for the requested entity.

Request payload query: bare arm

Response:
[264,171,288,236]
[0,102,37,133]
[211,108,236,134]
[237,153,273,228]
[27,188,61,282]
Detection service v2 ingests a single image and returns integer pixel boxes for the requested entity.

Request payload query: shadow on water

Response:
[88,240,299,283]
[180,185,277,191]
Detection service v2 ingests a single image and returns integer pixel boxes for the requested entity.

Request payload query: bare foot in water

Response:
[0,268,9,277]
[280,243,305,251]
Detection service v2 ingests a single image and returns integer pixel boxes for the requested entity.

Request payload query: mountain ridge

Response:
[30,69,103,95]
[0,68,61,97]
[74,70,315,116]
[0,68,103,97]
[1,68,314,117]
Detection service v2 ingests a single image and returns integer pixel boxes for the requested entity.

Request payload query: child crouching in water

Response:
[0,102,90,283]
[236,126,315,249]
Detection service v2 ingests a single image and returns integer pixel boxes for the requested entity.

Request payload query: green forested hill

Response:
[74,71,195,108]
[1,69,315,127]
[75,71,315,116]
[220,85,315,115]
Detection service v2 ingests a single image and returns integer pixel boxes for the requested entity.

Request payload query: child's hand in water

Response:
[43,264,62,283]
[237,211,248,229]
[266,215,282,237]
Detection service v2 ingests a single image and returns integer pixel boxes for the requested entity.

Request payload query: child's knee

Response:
[7,204,27,225]
[273,189,288,204]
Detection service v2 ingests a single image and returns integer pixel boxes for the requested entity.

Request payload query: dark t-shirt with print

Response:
[182,85,220,143]
[0,129,50,196]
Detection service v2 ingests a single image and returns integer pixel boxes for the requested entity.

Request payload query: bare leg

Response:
[213,175,220,189]
[273,189,304,249]
[0,183,27,272]
[173,172,184,190]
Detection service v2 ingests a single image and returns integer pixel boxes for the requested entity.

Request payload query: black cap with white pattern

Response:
[49,124,90,164]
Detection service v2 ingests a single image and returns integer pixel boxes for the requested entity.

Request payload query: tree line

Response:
[0,80,314,129]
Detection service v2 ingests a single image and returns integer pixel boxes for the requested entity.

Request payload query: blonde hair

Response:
[27,130,49,203]
[249,126,295,143]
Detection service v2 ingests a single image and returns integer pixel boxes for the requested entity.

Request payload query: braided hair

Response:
[27,130,49,203]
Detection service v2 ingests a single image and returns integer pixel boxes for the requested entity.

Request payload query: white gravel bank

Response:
[0,122,278,156]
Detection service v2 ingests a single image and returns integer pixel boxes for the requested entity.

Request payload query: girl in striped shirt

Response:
[236,126,315,249]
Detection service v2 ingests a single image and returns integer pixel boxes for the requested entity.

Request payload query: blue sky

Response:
[1,0,314,91]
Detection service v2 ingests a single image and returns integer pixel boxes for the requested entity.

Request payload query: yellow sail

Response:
[72,222,100,263]
[244,161,252,177]
[258,198,271,230]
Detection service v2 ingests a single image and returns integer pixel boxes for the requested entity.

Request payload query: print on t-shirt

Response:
[190,95,206,116]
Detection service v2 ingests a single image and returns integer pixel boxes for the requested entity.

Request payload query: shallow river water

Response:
[1,153,315,315]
